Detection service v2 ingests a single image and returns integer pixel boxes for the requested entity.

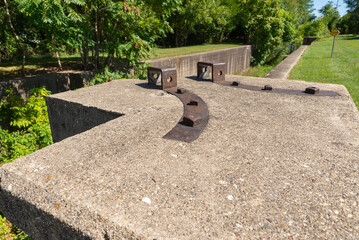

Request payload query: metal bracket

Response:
[163,87,209,143]
[197,61,226,83]
[148,66,177,89]
[147,66,209,143]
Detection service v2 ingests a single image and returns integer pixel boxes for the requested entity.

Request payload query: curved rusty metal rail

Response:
[163,87,209,143]
[215,80,339,96]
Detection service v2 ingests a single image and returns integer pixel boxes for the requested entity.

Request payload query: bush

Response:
[299,18,330,38]
[89,63,149,86]
[0,213,31,240]
[0,87,52,163]
[231,0,296,65]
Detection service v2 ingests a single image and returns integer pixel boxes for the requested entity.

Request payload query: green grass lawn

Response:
[290,35,359,108]
[236,55,286,77]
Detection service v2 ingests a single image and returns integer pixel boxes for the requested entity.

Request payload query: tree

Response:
[337,12,358,33]
[280,0,315,25]
[344,0,359,33]
[319,1,340,31]
[3,0,26,77]
[229,0,296,64]
[15,0,85,70]
[159,0,230,47]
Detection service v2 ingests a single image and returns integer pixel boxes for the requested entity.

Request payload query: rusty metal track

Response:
[163,87,209,143]
[216,80,339,96]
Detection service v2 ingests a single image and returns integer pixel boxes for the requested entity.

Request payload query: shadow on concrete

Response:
[0,189,92,240]
[135,82,162,90]
[46,98,124,143]
[185,76,212,82]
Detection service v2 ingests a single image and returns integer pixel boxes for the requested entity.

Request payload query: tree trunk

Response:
[82,35,89,70]
[4,0,25,77]
[94,10,100,69]
[52,34,62,70]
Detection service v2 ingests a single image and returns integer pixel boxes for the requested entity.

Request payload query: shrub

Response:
[0,87,52,163]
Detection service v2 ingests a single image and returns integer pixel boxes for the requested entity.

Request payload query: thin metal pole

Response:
[331,36,336,58]
[331,0,339,58]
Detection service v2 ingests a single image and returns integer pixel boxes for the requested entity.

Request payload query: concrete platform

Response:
[1,76,358,239]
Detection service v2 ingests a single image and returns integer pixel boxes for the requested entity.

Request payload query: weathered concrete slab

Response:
[148,46,252,77]
[1,76,359,239]
[264,46,308,80]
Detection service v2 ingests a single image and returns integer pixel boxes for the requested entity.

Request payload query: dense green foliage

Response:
[1,0,180,72]
[338,0,359,34]
[0,87,51,239]
[230,0,296,64]
[0,87,52,163]
[319,1,340,32]
[0,213,31,239]
[1,0,340,68]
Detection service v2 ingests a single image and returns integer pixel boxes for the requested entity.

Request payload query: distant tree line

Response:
[0,0,357,74]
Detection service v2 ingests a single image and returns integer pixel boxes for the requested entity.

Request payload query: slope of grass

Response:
[290,35,359,108]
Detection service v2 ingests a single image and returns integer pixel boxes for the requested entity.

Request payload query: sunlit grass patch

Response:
[290,35,359,109]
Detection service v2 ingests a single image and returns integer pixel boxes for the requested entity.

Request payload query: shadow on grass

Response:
[0,55,90,80]
[344,35,359,40]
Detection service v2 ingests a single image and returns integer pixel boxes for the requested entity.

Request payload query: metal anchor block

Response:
[197,61,226,83]
[305,87,320,94]
[147,66,177,89]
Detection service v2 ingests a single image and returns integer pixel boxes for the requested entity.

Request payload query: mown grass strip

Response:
[290,35,359,109]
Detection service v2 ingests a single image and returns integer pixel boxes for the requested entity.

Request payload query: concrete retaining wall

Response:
[1,46,252,98]
[0,71,94,99]
[147,45,252,77]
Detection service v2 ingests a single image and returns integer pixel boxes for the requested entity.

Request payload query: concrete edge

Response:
[147,45,251,62]
[264,45,308,80]
[0,169,141,239]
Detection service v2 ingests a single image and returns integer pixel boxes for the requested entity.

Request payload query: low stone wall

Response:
[147,45,252,77]
[0,71,94,99]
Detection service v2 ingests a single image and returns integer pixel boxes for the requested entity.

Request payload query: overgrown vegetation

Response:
[0,87,52,164]
[0,87,51,239]
[1,0,346,76]
[0,213,31,240]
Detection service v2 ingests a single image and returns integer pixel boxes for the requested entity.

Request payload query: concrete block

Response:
[1,77,359,239]
[148,46,252,77]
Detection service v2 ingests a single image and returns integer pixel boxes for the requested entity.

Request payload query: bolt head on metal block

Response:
[263,85,273,91]
[232,81,240,86]
[177,88,186,94]
[187,100,199,106]
[305,87,320,94]
[183,114,202,127]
